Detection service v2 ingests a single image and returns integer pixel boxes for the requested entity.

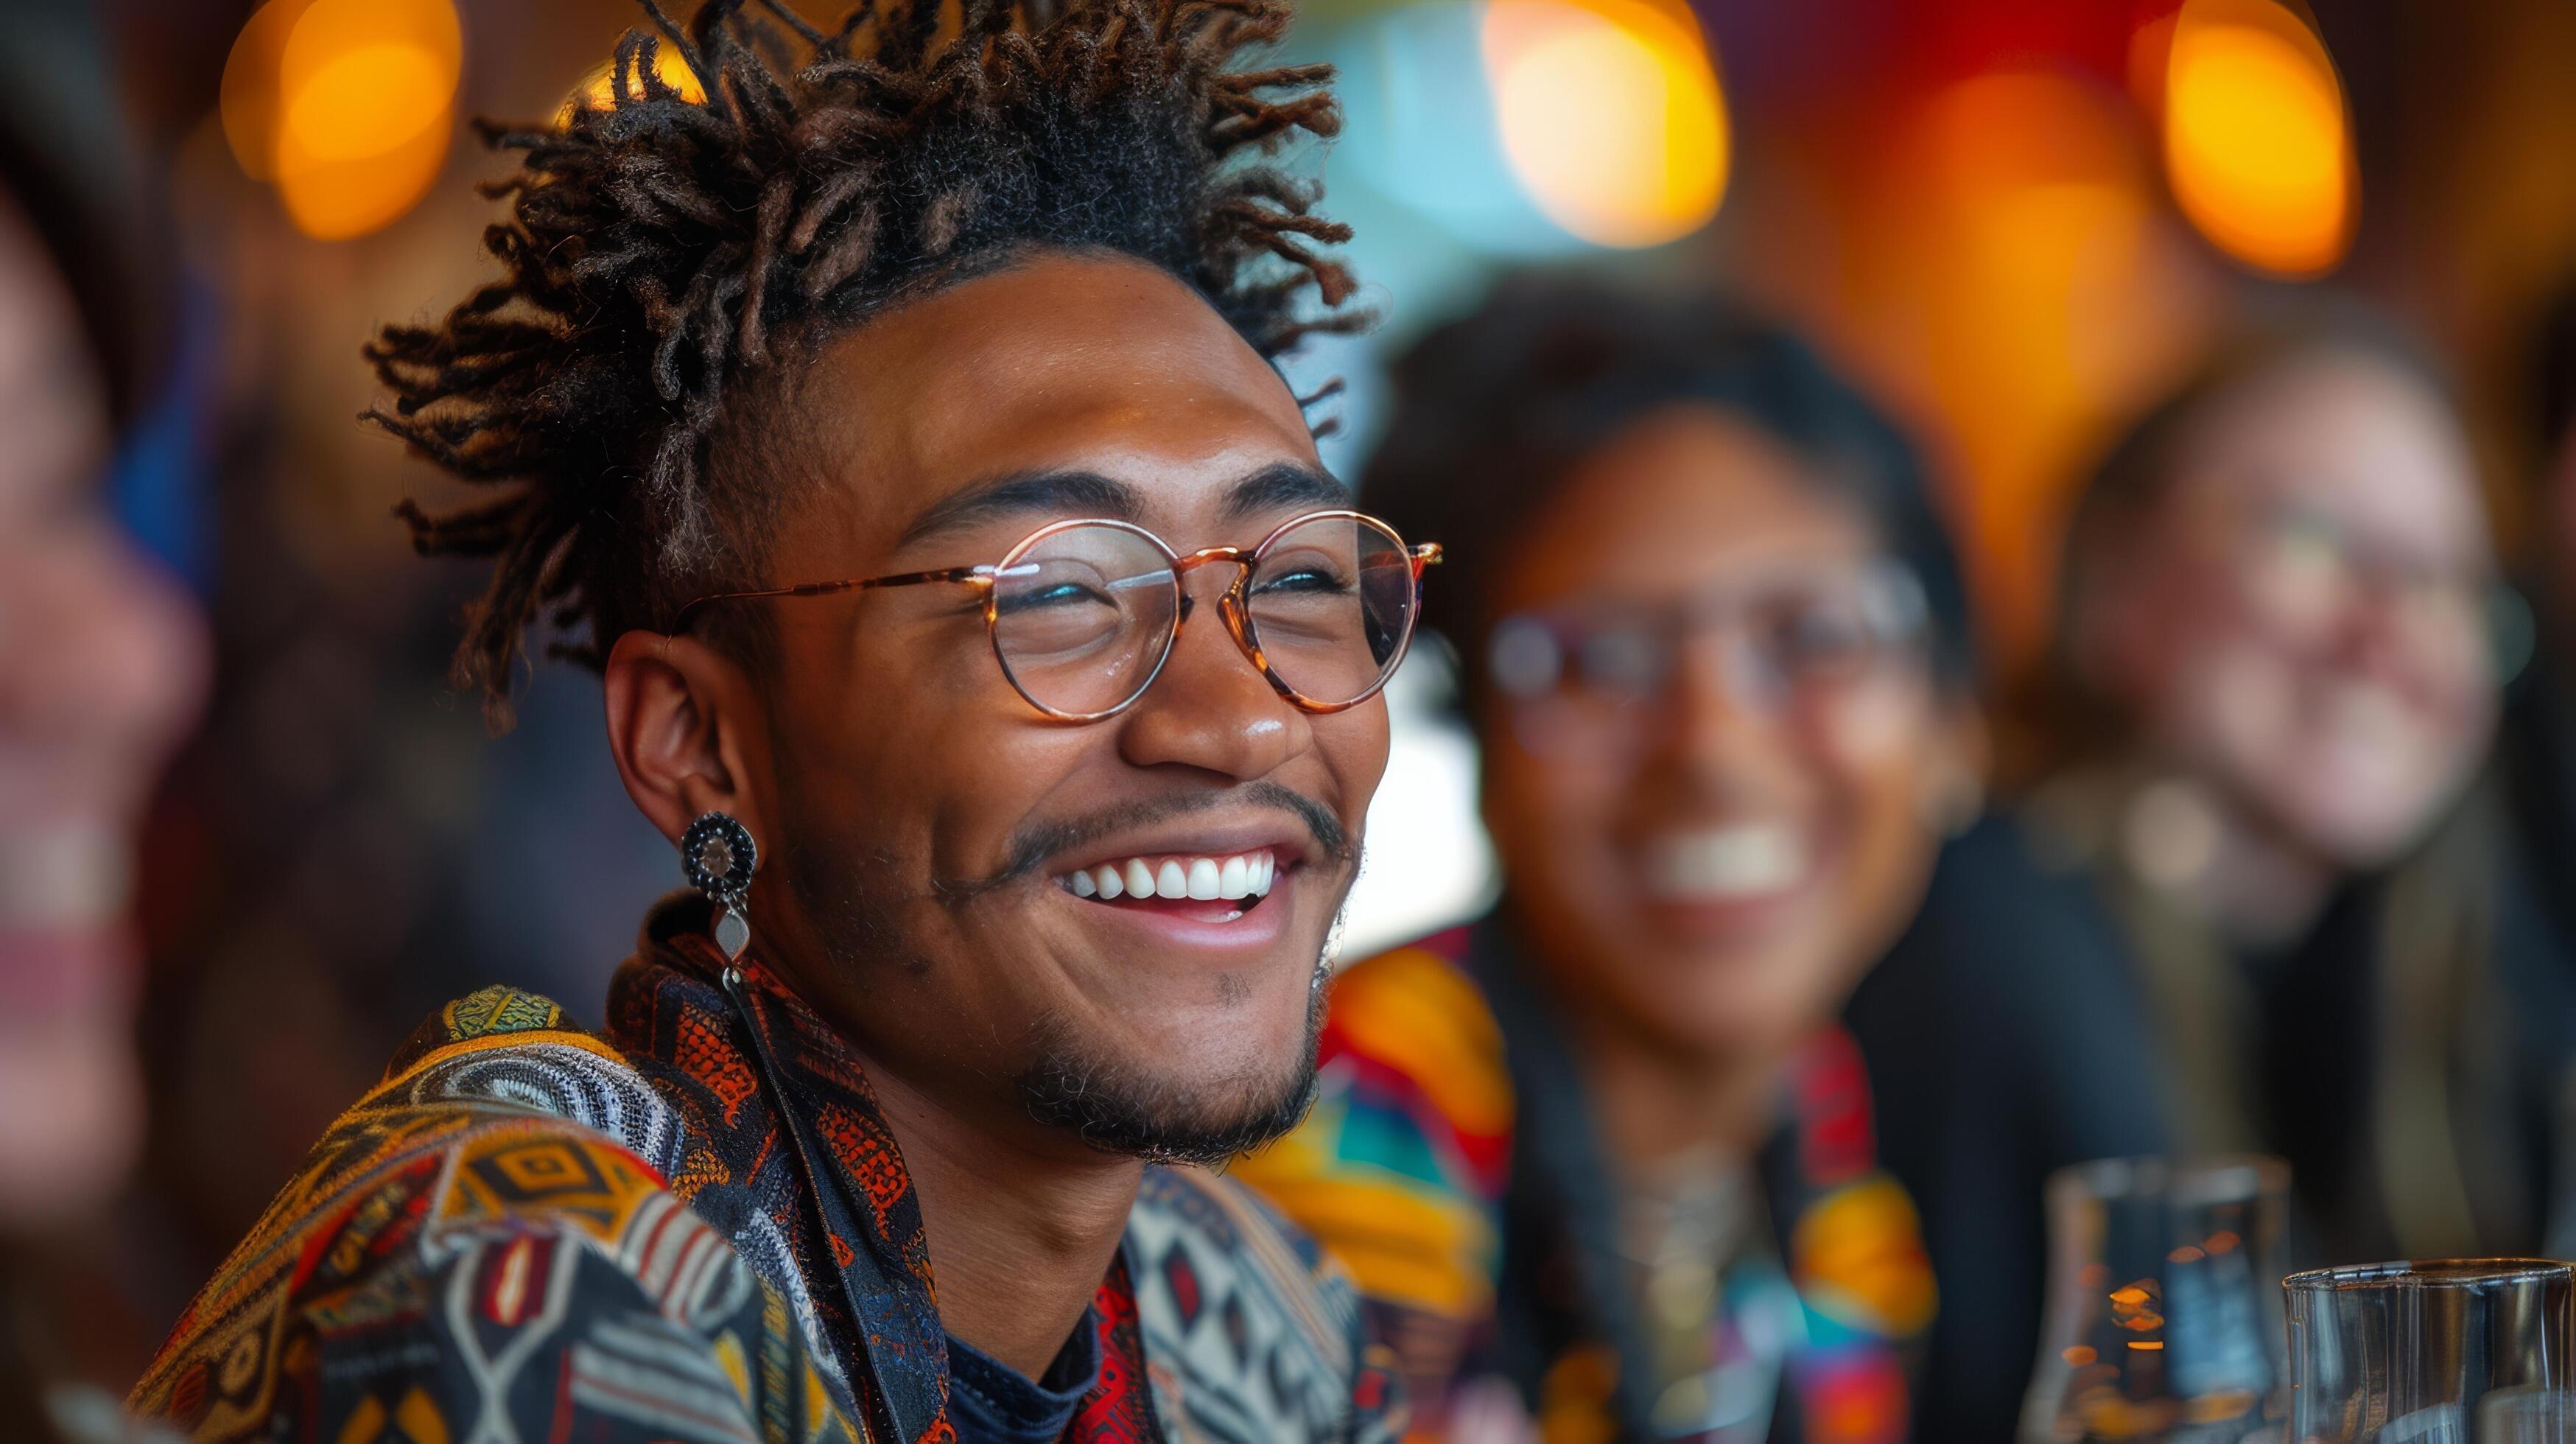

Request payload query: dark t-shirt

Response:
[942,1317,1103,1444]
[1845,816,2173,1443]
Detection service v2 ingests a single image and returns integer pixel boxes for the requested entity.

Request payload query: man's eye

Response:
[1252,564,1352,595]
[998,581,1112,614]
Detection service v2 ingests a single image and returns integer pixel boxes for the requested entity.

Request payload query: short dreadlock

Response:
[365,0,1359,728]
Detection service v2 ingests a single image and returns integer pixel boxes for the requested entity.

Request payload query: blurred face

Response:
[1479,407,1974,1061]
[0,201,206,1230]
[2091,354,2497,868]
[741,253,1390,1162]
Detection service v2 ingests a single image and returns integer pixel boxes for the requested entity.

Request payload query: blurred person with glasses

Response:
[130,4,1414,1441]
[1851,311,2576,1439]
[0,5,208,1442]
[1232,279,1985,1443]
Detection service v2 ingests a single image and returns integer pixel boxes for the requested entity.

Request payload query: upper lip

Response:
[1041,812,1322,880]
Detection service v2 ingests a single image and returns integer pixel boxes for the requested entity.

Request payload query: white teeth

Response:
[1643,824,1808,902]
[1056,848,1283,903]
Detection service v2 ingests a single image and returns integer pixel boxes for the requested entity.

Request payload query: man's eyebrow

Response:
[1220,462,1350,523]
[898,470,1145,547]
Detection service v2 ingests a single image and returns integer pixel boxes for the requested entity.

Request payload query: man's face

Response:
[738,252,1386,1162]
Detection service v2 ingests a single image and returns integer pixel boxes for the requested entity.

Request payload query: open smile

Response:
[1054,847,1282,925]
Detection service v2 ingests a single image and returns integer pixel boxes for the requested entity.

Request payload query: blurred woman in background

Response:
[1234,278,1985,1443]
[0,10,206,1439]
[1853,312,2575,1437]
[2041,314,2569,1261]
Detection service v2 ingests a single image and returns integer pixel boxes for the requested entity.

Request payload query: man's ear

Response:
[603,629,771,850]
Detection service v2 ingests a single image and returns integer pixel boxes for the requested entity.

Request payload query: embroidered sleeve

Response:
[1228,939,1513,1427]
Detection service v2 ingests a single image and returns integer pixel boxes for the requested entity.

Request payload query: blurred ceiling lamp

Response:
[220,0,463,241]
[558,44,709,128]
[2159,0,2355,276]
[1481,0,1728,248]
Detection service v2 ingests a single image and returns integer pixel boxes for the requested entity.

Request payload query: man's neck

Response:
[859,1062,1145,1381]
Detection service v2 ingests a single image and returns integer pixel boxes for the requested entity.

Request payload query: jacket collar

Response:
[612,894,952,1441]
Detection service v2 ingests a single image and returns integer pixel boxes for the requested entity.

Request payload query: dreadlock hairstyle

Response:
[366,0,1360,729]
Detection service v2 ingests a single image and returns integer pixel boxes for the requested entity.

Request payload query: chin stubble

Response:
[1014,944,1335,1167]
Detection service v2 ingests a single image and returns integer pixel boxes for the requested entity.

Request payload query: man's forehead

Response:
[785,252,1324,563]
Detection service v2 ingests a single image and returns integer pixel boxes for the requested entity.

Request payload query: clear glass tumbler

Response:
[2021,1155,2292,1443]
[2282,1260,2576,1443]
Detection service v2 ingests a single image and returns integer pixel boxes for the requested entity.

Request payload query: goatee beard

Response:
[1014,956,1330,1166]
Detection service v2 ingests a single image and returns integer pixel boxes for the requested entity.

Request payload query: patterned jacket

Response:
[1230,922,1934,1444]
[129,896,1402,1443]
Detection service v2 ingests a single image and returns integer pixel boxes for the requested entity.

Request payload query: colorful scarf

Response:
[1232,919,1933,1444]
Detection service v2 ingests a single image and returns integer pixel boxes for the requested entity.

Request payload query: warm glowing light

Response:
[2161,0,2354,276]
[222,0,463,240]
[276,107,453,242]
[1481,0,1727,248]
[559,45,710,127]
[2062,1346,2098,1366]
[284,43,452,164]
[220,0,311,182]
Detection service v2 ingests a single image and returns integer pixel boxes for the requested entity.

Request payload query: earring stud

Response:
[681,810,759,961]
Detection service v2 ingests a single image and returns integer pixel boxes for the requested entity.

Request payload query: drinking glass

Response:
[2283,1260,2576,1442]
[2021,1155,2292,1443]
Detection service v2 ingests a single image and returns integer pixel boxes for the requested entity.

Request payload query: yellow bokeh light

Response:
[2162,0,2355,276]
[559,46,711,127]
[222,0,462,240]
[1482,0,1728,249]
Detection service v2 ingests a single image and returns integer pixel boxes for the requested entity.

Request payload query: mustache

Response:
[933,782,1352,902]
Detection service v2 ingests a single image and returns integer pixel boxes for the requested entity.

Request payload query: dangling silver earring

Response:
[681,811,759,963]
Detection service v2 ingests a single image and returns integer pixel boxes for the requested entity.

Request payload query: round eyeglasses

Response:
[676,509,1442,721]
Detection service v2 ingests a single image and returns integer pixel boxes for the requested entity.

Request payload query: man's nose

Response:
[1112,575,1310,780]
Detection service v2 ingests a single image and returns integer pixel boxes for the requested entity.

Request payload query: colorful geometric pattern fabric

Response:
[1229,923,1933,1444]
[131,895,1400,1444]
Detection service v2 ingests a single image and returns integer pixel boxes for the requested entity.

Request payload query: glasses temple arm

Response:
[673,566,994,628]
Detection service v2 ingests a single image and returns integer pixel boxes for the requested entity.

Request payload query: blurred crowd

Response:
[13,0,2576,1440]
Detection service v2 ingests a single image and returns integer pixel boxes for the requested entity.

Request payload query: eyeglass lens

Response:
[988,516,1417,717]
[1490,567,1927,755]
[1243,514,1417,708]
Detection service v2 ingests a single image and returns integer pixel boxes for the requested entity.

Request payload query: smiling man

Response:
[129,3,1417,1441]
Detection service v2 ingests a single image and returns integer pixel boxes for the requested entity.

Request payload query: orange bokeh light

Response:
[1481,0,1728,248]
[220,0,463,240]
[2161,0,2356,276]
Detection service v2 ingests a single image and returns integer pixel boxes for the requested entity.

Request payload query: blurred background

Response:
[35,0,2576,1398]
